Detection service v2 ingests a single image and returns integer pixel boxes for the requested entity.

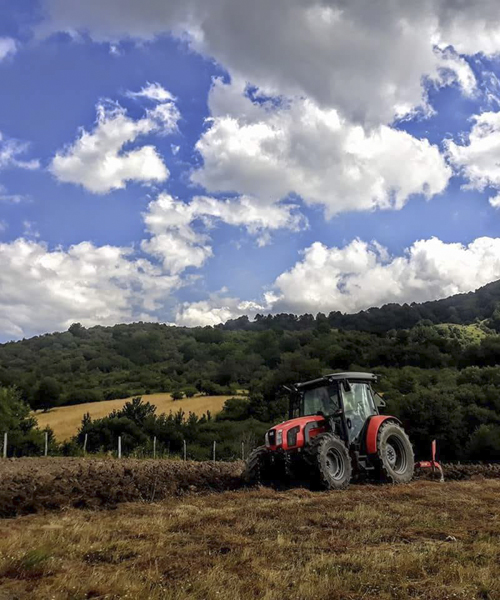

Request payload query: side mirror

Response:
[374,393,386,408]
[342,380,352,393]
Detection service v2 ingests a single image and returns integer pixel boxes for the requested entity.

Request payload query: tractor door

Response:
[341,382,378,443]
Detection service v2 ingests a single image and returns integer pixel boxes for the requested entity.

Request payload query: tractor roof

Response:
[294,372,377,389]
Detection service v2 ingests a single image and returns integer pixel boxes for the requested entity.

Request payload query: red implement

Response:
[415,440,444,482]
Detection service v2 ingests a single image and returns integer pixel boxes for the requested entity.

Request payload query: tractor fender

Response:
[365,415,402,455]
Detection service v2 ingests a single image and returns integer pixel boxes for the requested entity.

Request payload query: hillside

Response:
[2,280,500,462]
[34,394,233,441]
[223,279,500,333]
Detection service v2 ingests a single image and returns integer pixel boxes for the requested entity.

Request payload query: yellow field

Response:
[34,394,233,440]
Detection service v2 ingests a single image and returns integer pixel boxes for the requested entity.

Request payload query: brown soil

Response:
[1,458,499,519]
[0,458,244,518]
[440,462,500,480]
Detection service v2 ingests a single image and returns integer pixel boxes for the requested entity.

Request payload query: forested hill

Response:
[222,279,500,333]
[2,280,500,461]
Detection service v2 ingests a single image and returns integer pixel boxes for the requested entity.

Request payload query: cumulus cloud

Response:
[0,38,17,61]
[446,112,500,200]
[271,237,500,314]
[192,80,451,217]
[141,192,306,274]
[176,236,500,324]
[175,290,269,327]
[50,84,179,193]
[0,238,179,341]
[39,0,487,125]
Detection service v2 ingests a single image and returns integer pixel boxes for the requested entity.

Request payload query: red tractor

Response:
[243,372,415,490]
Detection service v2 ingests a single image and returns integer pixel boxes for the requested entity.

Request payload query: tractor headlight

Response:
[276,430,283,446]
[287,426,300,447]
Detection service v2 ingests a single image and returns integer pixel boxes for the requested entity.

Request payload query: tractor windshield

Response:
[301,384,340,417]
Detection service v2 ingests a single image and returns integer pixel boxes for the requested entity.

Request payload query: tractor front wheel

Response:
[306,433,352,490]
[375,421,414,484]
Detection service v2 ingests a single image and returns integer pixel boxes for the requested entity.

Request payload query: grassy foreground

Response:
[34,394,233,440]
[1,480,499,600]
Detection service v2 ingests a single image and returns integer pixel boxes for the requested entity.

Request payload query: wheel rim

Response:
[386,435,408,474]
[325,448,345,480]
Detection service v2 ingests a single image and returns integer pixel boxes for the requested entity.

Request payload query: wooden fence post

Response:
[118,436,122,459]
[241,441,245,461]
[83,433,88,456]
[213,440,216,463]
[44,431,48,457]
[183,439,187,461]
[2,432,7,459]
[153,436,157,459]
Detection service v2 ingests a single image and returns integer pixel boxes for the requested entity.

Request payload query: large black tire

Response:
[305,433,352,490]
[242,446,272,485]
[375,421,414,484]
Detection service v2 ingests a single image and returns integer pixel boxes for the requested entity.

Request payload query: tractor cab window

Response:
[342,382,377,441]
[302,385,339,417]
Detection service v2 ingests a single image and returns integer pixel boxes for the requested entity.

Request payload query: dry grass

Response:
[1,480,500,599]
[34,394,234,440]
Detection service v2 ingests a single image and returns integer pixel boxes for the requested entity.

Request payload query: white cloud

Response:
[50,84,179,193]
[0,131,39,170]
[128,82,175,104]
[141,192,306,274]
[22,221,40,239]
[193,80,451,217]
[0,38,17,61]
[0,184,29,204]
[176,236,500,324]
[0,238,179,341]
[271,237,500,315]
[39,0,486,125]
[127,82,180,134]
[175,292,267,327]
[489,194,500,208]
[0,220,7,233]
[446,112,500,197]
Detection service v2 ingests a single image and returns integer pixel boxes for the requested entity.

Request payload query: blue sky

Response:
[1,0,500,341]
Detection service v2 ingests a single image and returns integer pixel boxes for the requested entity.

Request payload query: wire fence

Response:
[0,430,250,462]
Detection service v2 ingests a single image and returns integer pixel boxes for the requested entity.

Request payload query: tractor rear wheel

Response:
[305,433,352,490]
[375,421,414,484]
[242,446,273,485]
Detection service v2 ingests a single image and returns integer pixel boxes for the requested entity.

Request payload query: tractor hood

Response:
[266,415,327,451]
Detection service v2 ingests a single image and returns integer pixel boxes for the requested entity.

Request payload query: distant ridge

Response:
[221,279,500,334]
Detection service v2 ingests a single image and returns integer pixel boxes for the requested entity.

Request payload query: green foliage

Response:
[0,385,53,456]
[2,280,500,460]
[73,397,265,460]
[32,377,61,412]
[467,425,500,460]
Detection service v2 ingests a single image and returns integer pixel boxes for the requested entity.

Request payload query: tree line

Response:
[1,280,500,461]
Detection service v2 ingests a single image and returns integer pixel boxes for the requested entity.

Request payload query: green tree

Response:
[33,377,61,412]
[467,425,500,460]
[0,386,51,456]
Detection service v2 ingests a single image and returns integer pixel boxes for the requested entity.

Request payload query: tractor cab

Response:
[244,371,415,491]
[288,372,384,445]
